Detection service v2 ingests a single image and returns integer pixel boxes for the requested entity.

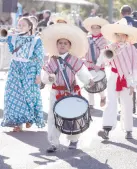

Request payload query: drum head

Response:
[90,70,105,82]
[54,96,89,119]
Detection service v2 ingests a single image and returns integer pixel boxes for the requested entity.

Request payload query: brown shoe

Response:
[100,97,106,107]
[26,122,32,128]
[13,126,22,132]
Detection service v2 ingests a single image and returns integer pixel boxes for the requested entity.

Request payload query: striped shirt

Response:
[44,54,83,87]
[108,43,137,82]
[85,35,107,69]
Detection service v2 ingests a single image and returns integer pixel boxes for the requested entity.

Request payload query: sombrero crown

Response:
[83,16,109,32]
[51,13,73,24]
[101,18,137,44]
[41,23,88,58]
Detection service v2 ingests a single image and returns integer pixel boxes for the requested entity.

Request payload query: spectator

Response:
[120,5,137,46]
[38,10,51,27]
[89,8,96,17]
[132,11,137,20]
[37,12,43,22]
[30,8,37,16]
[120,5,136,26]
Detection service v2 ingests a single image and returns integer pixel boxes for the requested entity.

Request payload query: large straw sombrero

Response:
[41,23,88,58]
[51,13,73,24]
[83,16,109,32]
[101,18,137,44]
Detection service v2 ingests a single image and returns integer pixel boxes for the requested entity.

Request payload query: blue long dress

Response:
[1,35,45,128]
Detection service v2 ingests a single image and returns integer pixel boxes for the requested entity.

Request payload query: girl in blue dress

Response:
[1,17,45,132]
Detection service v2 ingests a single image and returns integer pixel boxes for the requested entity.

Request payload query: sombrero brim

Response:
[83,17,109,32]
[41,23,89,58]
[101,24,137,44]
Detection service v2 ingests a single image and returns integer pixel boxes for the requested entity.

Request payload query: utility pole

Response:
[108,0,113,23]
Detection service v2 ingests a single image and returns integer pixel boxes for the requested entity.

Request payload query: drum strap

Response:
[89,37,96,64]
[57,57,72,92]
[54,54,75,75]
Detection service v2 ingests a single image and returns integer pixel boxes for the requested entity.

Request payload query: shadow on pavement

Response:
[91,108,103,117]
[0,155,12,169]
[117,115,137,128]
[102,140,137,153]
[5,131,49,151]
[127,138,137,146]
[133,117,137,127]
[0,109,3,119]
[30,145,113,169]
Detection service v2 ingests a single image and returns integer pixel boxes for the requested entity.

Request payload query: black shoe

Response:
[46,145,57,153]
[98,130,109,140]
[69,141,78,149]
[40,82,45,90]
[125,131,133,139]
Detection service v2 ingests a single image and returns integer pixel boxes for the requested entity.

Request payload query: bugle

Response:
[0,28,8,37]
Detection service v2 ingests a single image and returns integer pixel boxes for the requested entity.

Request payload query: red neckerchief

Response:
[92,33,103,38]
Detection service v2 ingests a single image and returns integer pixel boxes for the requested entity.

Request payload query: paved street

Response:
[0,71,137,169]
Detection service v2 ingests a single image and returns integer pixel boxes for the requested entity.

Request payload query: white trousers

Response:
[82,90,105,106]
[102,71,133,131]
[48,90,80,146]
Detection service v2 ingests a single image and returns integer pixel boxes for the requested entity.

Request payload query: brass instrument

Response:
[0,27,27,37]
[103,43,126,60]
[0,28,8,37]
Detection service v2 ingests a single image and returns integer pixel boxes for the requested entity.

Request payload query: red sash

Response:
[111,68,127,91]
[52,84,81,100]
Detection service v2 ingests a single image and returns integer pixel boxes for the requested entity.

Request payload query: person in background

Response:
[38,10,51,27]
[89,8,97,17]
[132,11,137,20]
[120,5,137,27]
[120,5,137,114]
[30,8,37,16]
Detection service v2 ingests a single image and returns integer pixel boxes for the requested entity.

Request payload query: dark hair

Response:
[19,17,33,35]
[57,39,71,45]
[43,10,51,16]
[120,5,132,15]
[132,11,137,19]
[22,13,30,17]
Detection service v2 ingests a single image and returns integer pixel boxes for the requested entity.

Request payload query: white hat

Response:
[83,16,109,32]
[101,18,137,44]
[41,23,88,58]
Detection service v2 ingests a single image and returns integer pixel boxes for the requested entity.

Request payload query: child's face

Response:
[115,33,128,43]
[91,25,101,36]
[57,19,67,23]
[17,19,31,33]
[57,39,71,55]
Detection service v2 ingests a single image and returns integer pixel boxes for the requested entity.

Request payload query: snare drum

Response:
[53,95,91,135]
[85,70,107,93]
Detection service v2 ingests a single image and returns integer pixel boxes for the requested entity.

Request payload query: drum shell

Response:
[85,70,107,93]
[53,95,91,135]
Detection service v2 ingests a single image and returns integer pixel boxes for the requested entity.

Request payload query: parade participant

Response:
[83,16,109,108]
[38,10,51,27]
[40,13,72,90]
[41,24,94,152]
[1,17,45,132]
[97,18,137,140]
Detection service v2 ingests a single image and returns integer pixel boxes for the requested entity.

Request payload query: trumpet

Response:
[0,28,8,37]
[0,28,27,37]
[103,43,126,60]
